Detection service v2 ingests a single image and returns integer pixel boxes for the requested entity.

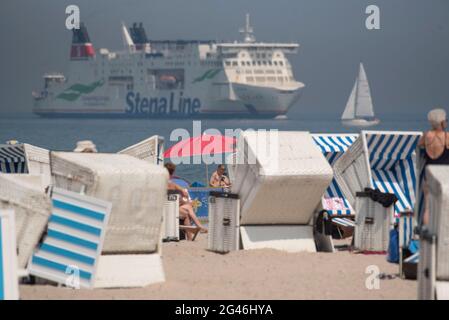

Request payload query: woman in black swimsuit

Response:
[418,108,449,225]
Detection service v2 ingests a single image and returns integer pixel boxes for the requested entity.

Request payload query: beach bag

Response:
[387,228,399,263]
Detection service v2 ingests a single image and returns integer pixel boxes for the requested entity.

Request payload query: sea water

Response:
[0,113,428,183]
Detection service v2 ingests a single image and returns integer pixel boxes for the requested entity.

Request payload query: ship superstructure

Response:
[33,15,305,118]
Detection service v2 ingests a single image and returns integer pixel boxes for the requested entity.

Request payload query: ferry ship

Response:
[33,15,305,118]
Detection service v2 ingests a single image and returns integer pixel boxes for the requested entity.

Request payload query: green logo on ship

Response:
[57,80,104,101]
[192,69,221,83]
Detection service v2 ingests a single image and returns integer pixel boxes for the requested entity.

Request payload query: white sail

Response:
[341,81,357,120]
[354,63,374,118]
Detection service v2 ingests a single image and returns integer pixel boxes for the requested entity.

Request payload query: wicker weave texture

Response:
[162,194,180,240]
[50,152,168,254]
[426,166,449,280]
[333,136,371,209]
[354,196,393,251]
[418,236,436,300]
[208,195,240,253]
[118,135,163,165]
[0,174,51,268]
[232,131,333,225]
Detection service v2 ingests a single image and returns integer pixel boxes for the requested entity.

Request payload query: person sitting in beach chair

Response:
[209,164,231,188]
[418,108,449,225]
[164,162,207,240]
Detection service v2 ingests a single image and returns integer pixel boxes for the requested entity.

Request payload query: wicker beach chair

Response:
[333,131,422,252]
[118,135,164,165]
[334,131,421,216]
[0,143,51,189]
[0,209,19,300]
[418,165,449,300]
[0,174,51,268]
[162,191,181,242]
[50,152,167,254]
[354,189,396,252]
[232,131,333,253]
[208,191,240,253]
[163,189,203,241]
[50,152,167,288]
[312,134,359,242]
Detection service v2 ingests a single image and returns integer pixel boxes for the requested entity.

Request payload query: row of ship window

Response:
[110,76,295,86]
[225,60,284,67]
[245,76,294,83]
[235,69,285,75]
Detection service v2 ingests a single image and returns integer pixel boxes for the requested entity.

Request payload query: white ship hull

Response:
[34,82,304,118]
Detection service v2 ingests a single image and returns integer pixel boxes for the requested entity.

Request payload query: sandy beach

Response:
[20,236,416,300]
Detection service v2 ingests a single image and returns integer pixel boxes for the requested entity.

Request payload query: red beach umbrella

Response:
[164,134,236,160]
[164,134,237,185]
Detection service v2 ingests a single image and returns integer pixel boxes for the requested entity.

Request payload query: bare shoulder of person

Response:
[425,131,435,143]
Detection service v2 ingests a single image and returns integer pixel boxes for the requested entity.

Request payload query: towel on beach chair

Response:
[28,188,111,289]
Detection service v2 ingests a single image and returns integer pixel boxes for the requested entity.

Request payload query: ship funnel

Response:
[129,22,150,52]
[70,22,95,60]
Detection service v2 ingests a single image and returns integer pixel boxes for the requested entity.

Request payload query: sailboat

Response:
[341,63,380,127]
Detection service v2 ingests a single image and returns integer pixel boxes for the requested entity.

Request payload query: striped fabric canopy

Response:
[0,144,27,173]
[29,188,111,288]
[313,134,358,216]
[365,132,421,215]
[415,148,426,225]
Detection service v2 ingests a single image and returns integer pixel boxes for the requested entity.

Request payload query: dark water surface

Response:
[0,114,428,183]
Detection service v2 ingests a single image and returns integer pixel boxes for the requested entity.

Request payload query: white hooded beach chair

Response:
[50,152,167,287]
[28,188,112,289]
[0,174,52,269]
[118,135,164,165]
[232,131,333,253]
[0,210,19,300]
[0,143,51,189]
[418,165,449,300]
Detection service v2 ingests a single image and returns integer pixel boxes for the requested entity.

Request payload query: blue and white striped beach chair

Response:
[28,188,111,289]
[0,144,27,173]
[0,143,51,189]
[334,131,421,216]
[0,210,19,300]
[334,131,422,258]
[312,134,358,235]
[366,131,421,217]
[366,132,422,265]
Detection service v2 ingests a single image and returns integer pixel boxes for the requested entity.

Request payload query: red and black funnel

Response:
[70,22,95,60]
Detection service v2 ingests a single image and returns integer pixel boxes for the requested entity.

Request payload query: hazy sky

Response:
[0,0,448,119]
